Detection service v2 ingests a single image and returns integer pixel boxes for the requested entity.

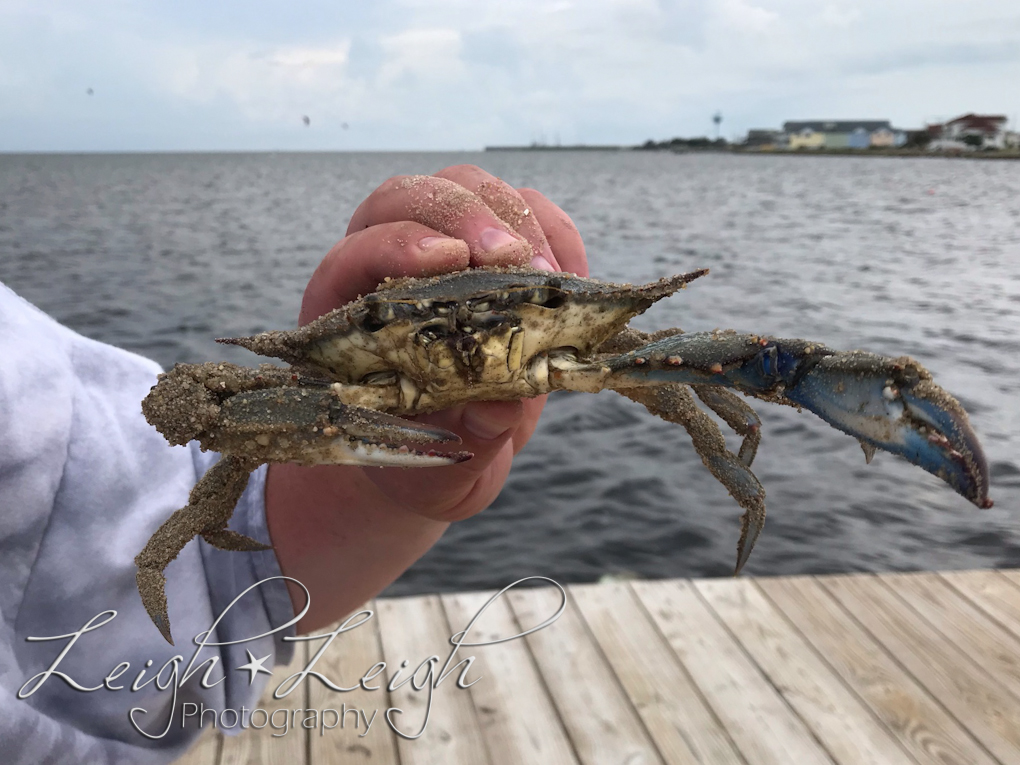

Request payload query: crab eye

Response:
[471,312,511,330]
[360,314,387,333]
[525,288,566,309]
[361,371,398,386]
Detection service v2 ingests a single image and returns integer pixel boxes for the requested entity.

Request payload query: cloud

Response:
[378,28,464,85]
[715,0,779,35]
[0,0,1017,150]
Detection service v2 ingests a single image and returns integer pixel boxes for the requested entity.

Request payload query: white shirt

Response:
[0,282,295,763]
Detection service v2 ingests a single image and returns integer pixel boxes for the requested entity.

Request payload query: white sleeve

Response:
[0,282,297,764]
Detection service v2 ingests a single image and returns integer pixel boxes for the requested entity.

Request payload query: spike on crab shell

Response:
[860,440,878,464]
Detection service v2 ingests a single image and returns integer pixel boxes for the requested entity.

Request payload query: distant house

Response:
[744,129,783,149]
[783,120,901,150]
[870,127,907,148]
[928,114,1009,149]
[787,126,825,149]
[824,131,850,149]
[848,127,871,149]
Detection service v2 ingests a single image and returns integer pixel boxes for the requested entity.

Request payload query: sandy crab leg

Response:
[694,387,762,467]
[140,369,472,643]
[590,327,766,571]
[136,454,264,645]
[591,331,992,509]
[619,385,767,573]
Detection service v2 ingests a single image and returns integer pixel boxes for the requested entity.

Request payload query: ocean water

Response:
[1,151,1017,596]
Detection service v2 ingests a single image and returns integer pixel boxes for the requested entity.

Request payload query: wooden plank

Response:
[441,590,579,765]
[940,569,1020,639]
[821,572,1020,763]
[632,579,834,765]
[219,642,310,765]
[571,581,744,764]
[173,730,221,765]
[760,575,995,765]
[696,577,913,765]
[883,571,1020,701]
[507,585,665,765]
[376,594,490,765]
[307,601,401,765]
[1000,569,1020,589]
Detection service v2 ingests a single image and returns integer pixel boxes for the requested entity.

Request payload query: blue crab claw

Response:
[601,331,991,508]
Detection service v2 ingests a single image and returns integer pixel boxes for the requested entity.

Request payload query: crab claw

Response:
[204,388,473,468]
[600,332,991,508]
[781,351,991,508]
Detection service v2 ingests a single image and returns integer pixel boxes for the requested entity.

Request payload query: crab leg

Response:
[588,331,991,509]
[694,387,762,467]
[136,455,265,645]
[140,372,471,643]
[588,327,767,567]
[619,384,767,573]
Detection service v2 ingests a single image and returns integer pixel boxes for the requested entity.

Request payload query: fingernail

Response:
[543,243,560,269]
[479,227,520,253]
[461,406,513,441]
[530,254,555,271]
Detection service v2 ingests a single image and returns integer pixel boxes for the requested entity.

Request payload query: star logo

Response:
[236,649,273,686]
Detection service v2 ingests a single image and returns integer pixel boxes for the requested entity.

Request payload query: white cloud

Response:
[268,46,352,69]
[716,0,779,34]
[378,28,464,84]
[153,41,356,123]
[0,0,1017,150]
[819,4,861,28]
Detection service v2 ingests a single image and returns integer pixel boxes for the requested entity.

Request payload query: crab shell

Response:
[221,266,708,414]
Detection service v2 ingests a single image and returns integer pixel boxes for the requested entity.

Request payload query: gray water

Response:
[1,151,1018,596]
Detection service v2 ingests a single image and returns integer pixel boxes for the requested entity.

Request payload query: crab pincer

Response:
[601,331,992,509]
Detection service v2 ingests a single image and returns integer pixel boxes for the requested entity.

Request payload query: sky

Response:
[1,0,1018,151]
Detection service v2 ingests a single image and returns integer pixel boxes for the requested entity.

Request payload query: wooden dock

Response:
[175,568,1020,765]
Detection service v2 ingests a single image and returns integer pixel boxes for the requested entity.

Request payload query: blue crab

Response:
[140,266,991,643]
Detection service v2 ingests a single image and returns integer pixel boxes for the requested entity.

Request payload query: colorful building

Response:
[782,120,905,150]
[787,126,825,149]
[928,114,1009,149]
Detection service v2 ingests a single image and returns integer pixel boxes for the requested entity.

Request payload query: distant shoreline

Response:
[484,145,1020,159]
[484,145,626,151]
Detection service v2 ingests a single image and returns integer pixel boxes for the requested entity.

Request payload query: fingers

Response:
[518,188,589,277]
[299,221,469,325]
[347,174,533,268]
[433,165,560,271]
[363,401,525,522]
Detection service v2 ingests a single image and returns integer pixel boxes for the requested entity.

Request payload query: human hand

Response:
[265,165,588,631]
